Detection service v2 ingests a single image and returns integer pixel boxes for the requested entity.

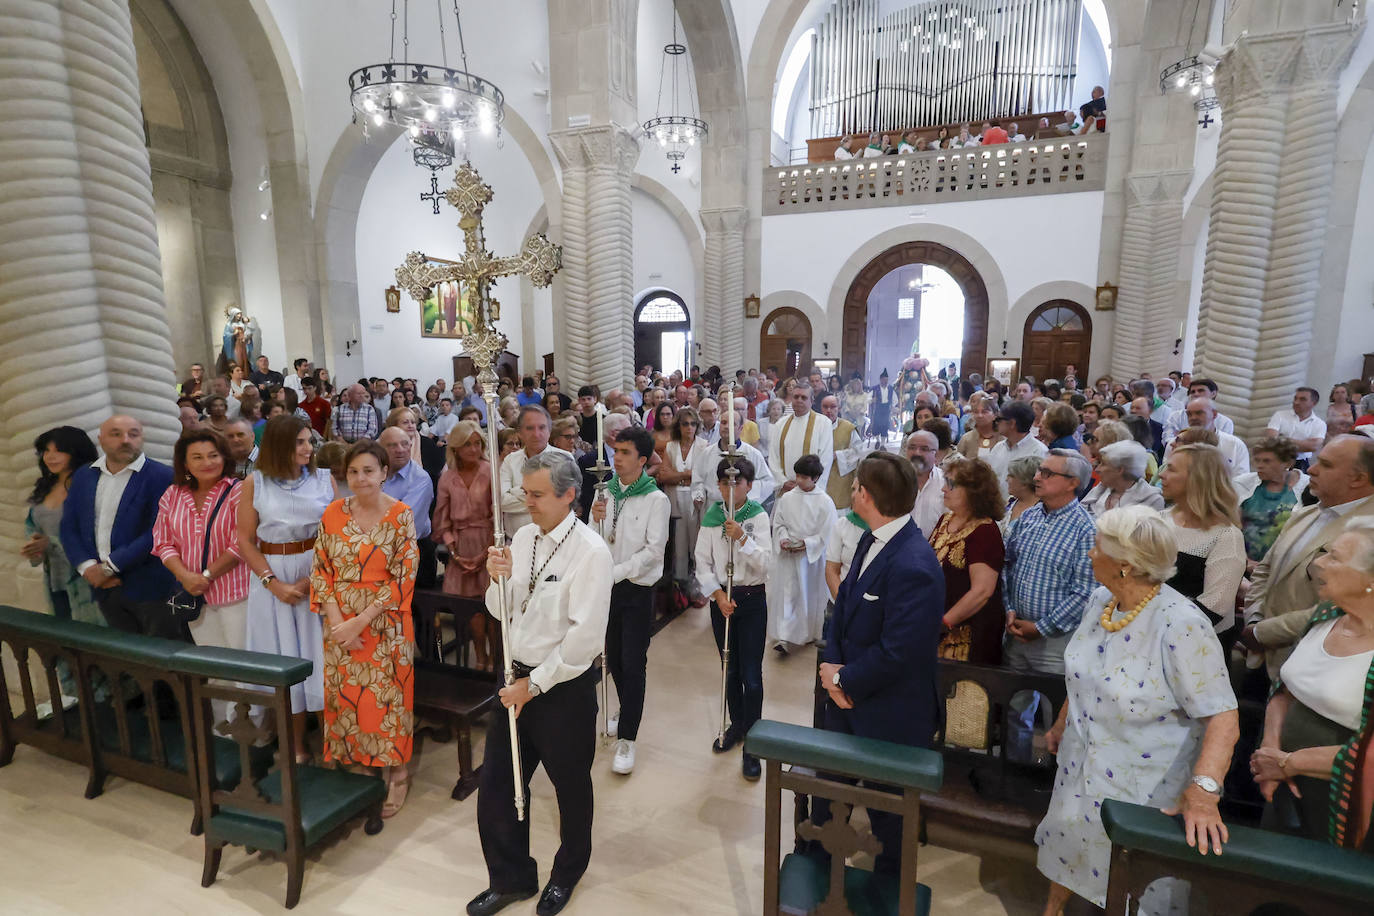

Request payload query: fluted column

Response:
[699,207,747,372]
[0,0,181,602]
[550,124,640,393]
[1197,20,1362,438]
[1111,170,1191,379]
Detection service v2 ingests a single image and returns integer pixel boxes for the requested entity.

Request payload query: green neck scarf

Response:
[845,510,870,531]
[608,471,657,502]
[701,499,766,528]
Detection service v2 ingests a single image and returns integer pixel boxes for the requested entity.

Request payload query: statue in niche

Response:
[219,305,261,374]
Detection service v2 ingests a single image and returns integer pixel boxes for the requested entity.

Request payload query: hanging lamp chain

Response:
[437,0,448,68]
[389,0,397,63]
[403,0,410,65]
[453,1,472,74]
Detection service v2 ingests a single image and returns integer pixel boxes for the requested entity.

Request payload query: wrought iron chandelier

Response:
[642,1,707,173]
[348,1,504,152]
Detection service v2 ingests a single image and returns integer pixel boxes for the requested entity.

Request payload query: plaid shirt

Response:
[1002,499,1096,637]
[334,402,379,442]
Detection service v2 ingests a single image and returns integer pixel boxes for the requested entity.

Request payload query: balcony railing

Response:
[764,133,1108,216]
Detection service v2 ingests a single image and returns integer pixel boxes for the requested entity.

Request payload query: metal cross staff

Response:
[394,161,562,822]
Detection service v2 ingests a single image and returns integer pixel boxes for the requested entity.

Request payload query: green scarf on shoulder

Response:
[608,471,658,501]
[701,499,766,528]
[845,510,870,531]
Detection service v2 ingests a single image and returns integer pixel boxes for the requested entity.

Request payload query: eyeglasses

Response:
[1035,467,1078,481]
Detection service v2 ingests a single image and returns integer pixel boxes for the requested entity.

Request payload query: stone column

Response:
[550,124,640,393]
[1110,170,1191,379]
[0,0,181,601]
[1196,21,1362,438]
[699,207,747,372]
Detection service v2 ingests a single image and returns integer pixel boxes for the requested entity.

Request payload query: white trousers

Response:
[188,598,250,728]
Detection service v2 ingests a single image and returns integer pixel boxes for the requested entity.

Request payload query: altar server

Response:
[590,427,670,777]
[695,456,773,780]
[469,450,611,916]
[770,455,836,653]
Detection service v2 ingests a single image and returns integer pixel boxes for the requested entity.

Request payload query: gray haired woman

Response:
[1081,440,1165,518]
[1001,455,1042,535]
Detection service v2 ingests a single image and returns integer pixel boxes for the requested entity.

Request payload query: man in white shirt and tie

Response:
[499,406,572,535]
[769,383,835,495]
[473,450,612,916]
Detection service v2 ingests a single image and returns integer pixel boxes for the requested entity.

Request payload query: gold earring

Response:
[1119,568,1128,579]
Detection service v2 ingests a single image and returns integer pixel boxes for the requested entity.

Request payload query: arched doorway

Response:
[633,291,691,377]
[842,241,989,382]
[760,307,813,379]
[1022,300,1092,383]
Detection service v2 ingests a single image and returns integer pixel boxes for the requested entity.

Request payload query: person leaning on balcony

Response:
[832,133,854,160]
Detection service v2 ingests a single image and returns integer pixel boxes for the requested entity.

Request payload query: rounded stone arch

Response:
[633,288,693,376]
[1021,299,1093,384]
[1008,279,1101,373]
[837,239,996,381]
[313,101,562,377]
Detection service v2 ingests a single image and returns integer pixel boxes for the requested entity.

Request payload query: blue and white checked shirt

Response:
[1002,499,1096,637]
[383,460,434,540]
[335,403,379,442]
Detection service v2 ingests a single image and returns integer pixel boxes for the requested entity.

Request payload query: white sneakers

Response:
[606,714,619,738]
[612,739,635,775]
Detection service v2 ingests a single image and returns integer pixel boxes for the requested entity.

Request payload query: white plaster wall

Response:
[1332,142,1374,387]
[760,190,1105,362]
[632,187,698,319]
[637,0,705,209]
[353,133,545,385]
[1074,11,1111,109]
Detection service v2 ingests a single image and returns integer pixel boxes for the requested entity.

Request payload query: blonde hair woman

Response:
[957,392,1003,460]
[433,420,495,670]
[385,406,422,464]
[1159,443,1246,645]
[1037,505,1238,915]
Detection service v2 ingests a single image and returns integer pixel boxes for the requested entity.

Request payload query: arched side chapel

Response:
[3,0,1374,601]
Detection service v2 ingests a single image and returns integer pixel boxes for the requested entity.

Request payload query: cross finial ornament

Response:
[394,161,562,390]
[1197,112,1215,129]
[420,172,444,215]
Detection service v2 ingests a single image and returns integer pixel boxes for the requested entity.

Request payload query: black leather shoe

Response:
[535,883,575,916]
[466,887,537,916]
[711,724,741,754]
[742,752,762,781]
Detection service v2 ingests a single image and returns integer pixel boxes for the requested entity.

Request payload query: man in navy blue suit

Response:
[60,415,177,640]
[816,451,944,873]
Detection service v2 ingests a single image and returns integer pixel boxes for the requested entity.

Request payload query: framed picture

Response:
[385,285,401,313]
[411,257,479,339]
[744,294,760,319]
[1095,282,1118,311]
[987,358,1019,388]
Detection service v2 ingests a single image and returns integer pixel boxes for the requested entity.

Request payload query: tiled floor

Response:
[0,606,1044,914]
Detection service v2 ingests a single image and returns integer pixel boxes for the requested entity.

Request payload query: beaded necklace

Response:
[1100,584,1161,632]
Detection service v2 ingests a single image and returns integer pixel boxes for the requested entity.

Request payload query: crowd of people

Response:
[20,349,1374,916]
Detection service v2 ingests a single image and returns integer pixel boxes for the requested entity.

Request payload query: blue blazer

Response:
[822,518,945,748]
[60,458,175,602]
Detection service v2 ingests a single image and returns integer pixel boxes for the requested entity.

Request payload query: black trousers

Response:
[477,666,597,892]
[416,536,438,590]
[96,585,185,642]
[606,581,653,741]
[812,704,906,876]
[709,585,767,737]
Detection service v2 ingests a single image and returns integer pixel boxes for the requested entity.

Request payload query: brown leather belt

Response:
[257,536,316,556]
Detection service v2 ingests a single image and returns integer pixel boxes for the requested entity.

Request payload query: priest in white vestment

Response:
[769,383,835,495]
[769,454,836,651]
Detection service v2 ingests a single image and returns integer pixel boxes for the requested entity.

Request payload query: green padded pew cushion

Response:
[210,766,386,851]
[171,644,312,687]
[745,720,943,792]
[1101,799,1374,903]
[0,605,182,669]
[779,851,931,916]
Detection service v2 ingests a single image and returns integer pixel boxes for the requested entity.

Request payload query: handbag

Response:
[168,485,234,623]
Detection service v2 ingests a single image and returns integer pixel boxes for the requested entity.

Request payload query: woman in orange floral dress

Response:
[310,440,418,817]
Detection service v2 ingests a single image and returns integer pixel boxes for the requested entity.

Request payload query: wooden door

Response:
[760,308,812,380]
[1021,301,1091,383]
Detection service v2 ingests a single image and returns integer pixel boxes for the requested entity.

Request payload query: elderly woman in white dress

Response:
[1037,505,1239,916]
[1081,440,1165,518]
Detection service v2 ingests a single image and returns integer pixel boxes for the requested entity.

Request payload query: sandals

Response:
[382,775,411,818]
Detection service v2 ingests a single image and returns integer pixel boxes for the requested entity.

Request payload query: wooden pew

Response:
[745,719,944,916]
[1101,799,1374,915]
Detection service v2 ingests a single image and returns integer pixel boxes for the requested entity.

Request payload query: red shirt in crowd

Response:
[300,395,332,435]
[981,126,1009,145]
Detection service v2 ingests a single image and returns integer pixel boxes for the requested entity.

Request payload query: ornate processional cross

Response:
[393,161,562,390]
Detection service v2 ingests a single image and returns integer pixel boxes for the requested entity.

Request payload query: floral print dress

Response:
[310,498,419,767]
[1035,585,1237,912]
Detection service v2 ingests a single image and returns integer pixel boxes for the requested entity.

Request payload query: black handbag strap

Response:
[199,484,234,572]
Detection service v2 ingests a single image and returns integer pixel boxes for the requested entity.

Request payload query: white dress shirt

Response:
[429,412,460,439]
[486,512,612,694]
[826,513,866,583]
[76,452,149,574]
[910,465,946,536]
[856,515,912,578]
[1164,430,1250,477]
[1266,409,1327,461]
[1163,407,1235,443]
[592,481,671,586]
[986,434,1049,496]
[498,444,573,535]
[690,439,775,509]
[694,507,773,595]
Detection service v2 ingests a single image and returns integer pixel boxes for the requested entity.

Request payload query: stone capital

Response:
[699,206,748,235]
[548,123,642,173]
[1125,169,1193,207]
[1216,19,1364,107]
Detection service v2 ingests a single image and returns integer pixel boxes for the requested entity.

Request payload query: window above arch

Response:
[638,296,688,323]
[1030,305,1084,331]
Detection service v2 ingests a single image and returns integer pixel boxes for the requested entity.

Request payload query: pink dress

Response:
[433,461,494,598]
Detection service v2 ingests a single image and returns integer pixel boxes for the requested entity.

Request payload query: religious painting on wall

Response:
[987,358,1019,388]
[418,263,479,339]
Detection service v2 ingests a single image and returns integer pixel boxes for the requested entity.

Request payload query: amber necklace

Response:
[1100,583,1161,632]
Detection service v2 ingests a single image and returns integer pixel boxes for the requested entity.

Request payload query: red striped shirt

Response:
[152,479,249,606]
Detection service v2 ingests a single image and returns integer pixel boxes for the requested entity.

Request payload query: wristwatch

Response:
[527,680,542,698]
[99,561,117,579]
[831,671,842,688]
[1191,774,1222,796]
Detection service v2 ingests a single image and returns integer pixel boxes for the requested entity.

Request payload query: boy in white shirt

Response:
[770,455,836,654]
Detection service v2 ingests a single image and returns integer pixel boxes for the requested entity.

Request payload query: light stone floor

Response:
[0,606,1044,915]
